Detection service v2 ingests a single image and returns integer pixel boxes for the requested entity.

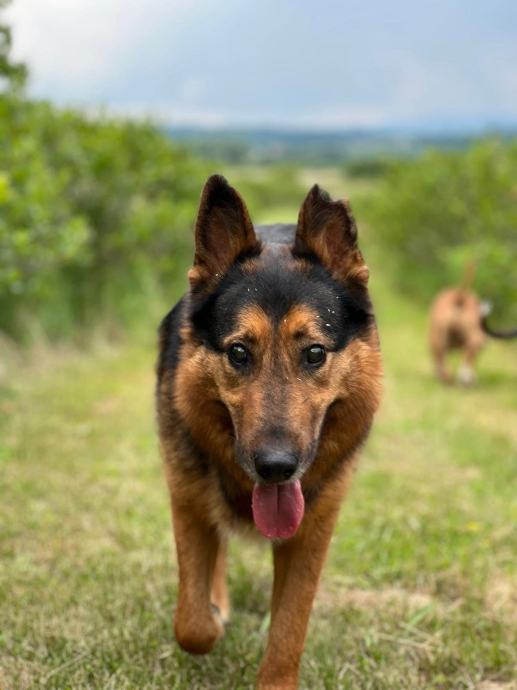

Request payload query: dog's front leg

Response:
[171,504,225,655]
[256,499,341,690]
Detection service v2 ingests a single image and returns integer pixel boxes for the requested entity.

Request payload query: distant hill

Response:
[164,126,517,165]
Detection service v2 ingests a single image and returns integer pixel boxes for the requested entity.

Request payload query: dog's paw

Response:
[457,364,475,386]
[174,609,225,655]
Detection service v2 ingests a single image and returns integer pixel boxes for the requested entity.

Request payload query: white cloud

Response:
[487,42,517,112]
[6,0,208,98]
[99,102,386,129]
[176,78,207,106]
[5,0,517,129]
[282,107,386,129]
[104,101,229,127]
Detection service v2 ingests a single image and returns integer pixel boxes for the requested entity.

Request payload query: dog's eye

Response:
[228,343,249,368]
[306,345,326,366]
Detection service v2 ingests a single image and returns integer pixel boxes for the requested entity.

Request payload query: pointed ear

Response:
[294,185,369,284]
[189,175,260,290]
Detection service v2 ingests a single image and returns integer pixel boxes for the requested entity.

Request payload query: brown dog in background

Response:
[429,265,517,385]
[156,176,382,689]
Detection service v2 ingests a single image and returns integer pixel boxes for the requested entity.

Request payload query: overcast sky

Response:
[6,0,517,130]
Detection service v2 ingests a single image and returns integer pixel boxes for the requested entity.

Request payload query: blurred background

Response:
[1,2,516,689]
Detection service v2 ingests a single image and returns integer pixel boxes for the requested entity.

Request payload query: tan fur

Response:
[157,177,383,689]
[189,175,260,291]
[429,287,486,385]
[258,469,354,689]
[295,187,369,284]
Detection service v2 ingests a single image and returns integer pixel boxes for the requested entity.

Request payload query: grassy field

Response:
[1,218,516,689]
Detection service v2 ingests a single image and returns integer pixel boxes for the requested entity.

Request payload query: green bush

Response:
[361,139,517,326]
[230,164,306,218]
[0,98,210,340]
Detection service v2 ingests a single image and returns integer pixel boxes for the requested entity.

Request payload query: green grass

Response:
[1,264,516,689]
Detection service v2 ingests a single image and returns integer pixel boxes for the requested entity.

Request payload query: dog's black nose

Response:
[254,448,298,483]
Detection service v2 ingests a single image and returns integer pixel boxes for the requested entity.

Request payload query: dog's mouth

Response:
[251,480,305,540]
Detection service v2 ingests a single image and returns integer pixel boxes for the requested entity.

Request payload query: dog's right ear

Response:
[189,175,259,291]
[294,185,369,284]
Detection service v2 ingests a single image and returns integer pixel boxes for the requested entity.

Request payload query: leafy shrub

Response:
[361,139,517,325]
[344,157,394,179]
[230,164,306,218]
[0,98,210,339]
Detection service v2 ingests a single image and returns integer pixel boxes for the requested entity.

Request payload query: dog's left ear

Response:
[189,175,260,291]
[294,185,369,284]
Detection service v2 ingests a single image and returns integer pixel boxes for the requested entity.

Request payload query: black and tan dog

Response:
[156,175,382,690]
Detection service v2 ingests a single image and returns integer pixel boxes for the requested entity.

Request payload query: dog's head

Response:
[175,175,381,535]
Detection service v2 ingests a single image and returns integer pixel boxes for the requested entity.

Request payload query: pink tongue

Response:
[252,480,305,539]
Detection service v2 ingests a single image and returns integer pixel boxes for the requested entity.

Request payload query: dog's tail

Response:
[452,260,477,308]
[459,259,476,292]
[480,302,517,339]
[481,315,517,339]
